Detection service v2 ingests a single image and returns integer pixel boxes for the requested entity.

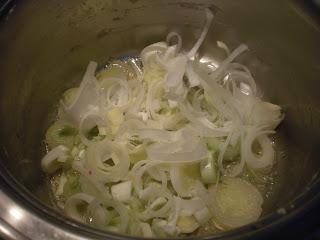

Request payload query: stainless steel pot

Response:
[0,0,320,239]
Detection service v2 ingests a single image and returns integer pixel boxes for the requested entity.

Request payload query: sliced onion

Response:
[179,100,231,137]
[87,199,111,228]
[131,160,165,199]
[41,145,69,174]
[146,136,208,163]
[211,177,263,229]
[217,41,231,55]
[141,42,168,66]
[209,44,248,83]
[188,9,214,59]
[79,111,107,146]
[166,32,182,54]
[250,101,283,130]
[186,62,202,87]
[85,138,130,183]
[102,198,129,232]
[179,197,206,216]
[64,193,95,222]
[140,195,173,220]
[61,61,100,125]
[136,128,175,142]
[170,163,201,198]
[243,127,275,170]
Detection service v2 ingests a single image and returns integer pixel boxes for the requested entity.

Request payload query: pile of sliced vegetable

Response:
[42,8,283,237]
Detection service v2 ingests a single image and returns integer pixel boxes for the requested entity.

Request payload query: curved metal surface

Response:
[0,189,89,240]
[0,0,319,239]
[0,218,28,240]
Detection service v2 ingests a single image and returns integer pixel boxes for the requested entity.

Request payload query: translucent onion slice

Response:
[188,9,214,59]
[141,42,168,66]
[61,61,100,125]
[41,145,69,174]
[179,101,231,137]
[146,137,208,163]
[102,198,130,233]
[243,128,275,170]
[85,139,130,182]
[170,163,201,198]
[209,44,248,83]
[139,195,173,220]
[131,160,167,200]
[64,193,95,222]
[179,197,206,216]
[137,128,175,142]
[250,101,283,130]
[79,111,107,146]
[87,199,111,229]
[211,177,263,229]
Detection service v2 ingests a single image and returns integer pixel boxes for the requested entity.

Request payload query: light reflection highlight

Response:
[9,207,24,221]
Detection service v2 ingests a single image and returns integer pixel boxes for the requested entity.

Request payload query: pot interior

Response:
[0,0,320,237]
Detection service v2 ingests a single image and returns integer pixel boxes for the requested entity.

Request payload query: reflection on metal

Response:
[9,208,23,222]
[0,218,28,240]
[0,223,12,238]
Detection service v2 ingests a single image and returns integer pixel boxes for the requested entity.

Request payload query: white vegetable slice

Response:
[87,199,111,228]
[194,207,211,225]
[61,61,100,125]
[41,145,69,174]
[211,178,263,229]
[103,198,130,233]
[111,181,132,202]
[146,131,208,163]
[85,138,130,183]
[79,111,107,146]
[243,127,275,170]
[177,215,200,234]
[64,193,94,222]
[188,8,214,59]
[137,128,175,142]
[250,101,283,130]
[166,32,182,53]
[140,222,154,238]
[170,164,201,198]
[179,197,206,216]
[200,153,217,184]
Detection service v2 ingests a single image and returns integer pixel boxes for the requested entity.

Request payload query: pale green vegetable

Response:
[41,145,70,174]
[194,207,211,225]
[86,125,99,140]
[63,172,82,198]
[63,88,79,106]
[79,175,101,198]
[207,137,240,162]
[170,163,201,197]
[177,215,200,234]
[46,121,77,149]
[128,145,147,164]
[200,154,217,184]
[96,61,136,81]
[106,108,124,134]
[139,222,154,237]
